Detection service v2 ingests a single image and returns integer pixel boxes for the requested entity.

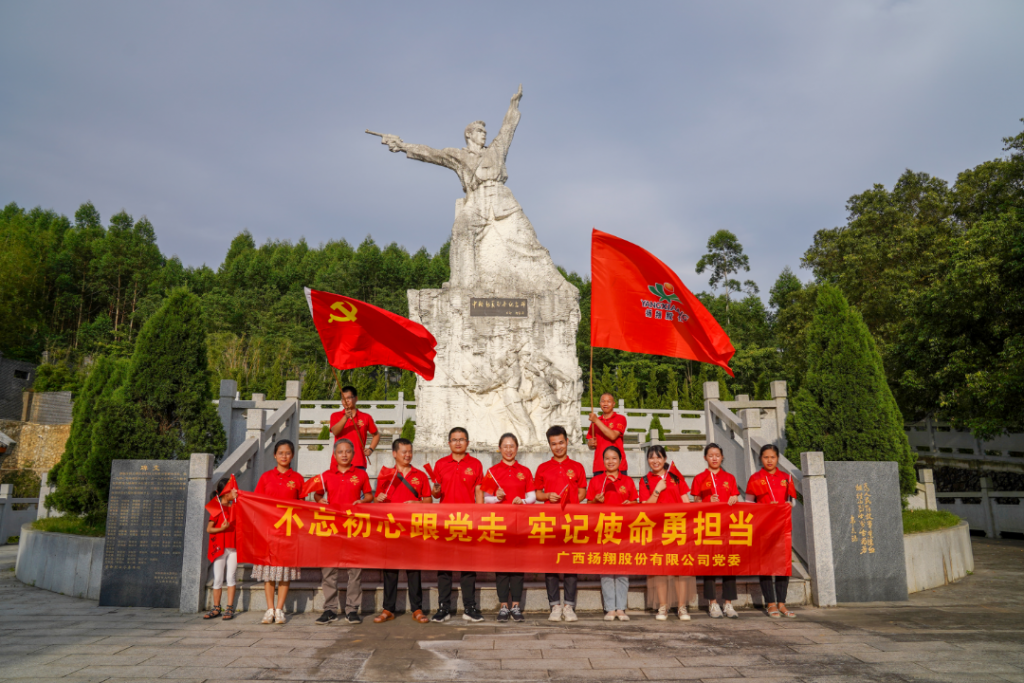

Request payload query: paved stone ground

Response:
[1,538,1022,683]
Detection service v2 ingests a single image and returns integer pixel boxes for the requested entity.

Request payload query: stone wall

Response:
[0,420,71,477]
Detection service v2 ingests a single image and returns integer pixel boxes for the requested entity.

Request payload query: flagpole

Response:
[589,346,594,413]
[331,366,344,400]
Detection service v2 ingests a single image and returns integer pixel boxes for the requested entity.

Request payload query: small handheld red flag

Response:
[591,229,734,375]
[481,469,501,496]
[558,484,571,511]
[306,288,437,380]
[376,466,397,501]
[204,496,222,519]
[668,462,685,483]
[300,474,326,498]
[423,462,437,486]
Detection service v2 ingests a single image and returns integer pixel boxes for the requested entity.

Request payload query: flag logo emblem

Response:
[648,282,680,304]
[328,301,358,323]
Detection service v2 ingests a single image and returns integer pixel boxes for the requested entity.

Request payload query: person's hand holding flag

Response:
[300,474,326,499]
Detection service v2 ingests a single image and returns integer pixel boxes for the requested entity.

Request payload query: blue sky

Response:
[2,1,1022,298]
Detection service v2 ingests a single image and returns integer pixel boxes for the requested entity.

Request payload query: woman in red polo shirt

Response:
[483,433,535,623]
[746,443,798,618]
[587,446,637,621]
[691,443,740,619]
[640,445,696,621]
[253,439,304,625]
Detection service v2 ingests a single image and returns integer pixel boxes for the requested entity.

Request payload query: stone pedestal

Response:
[408,205,583,454]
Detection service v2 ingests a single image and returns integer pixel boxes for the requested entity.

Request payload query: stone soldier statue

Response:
[369,85,558,292]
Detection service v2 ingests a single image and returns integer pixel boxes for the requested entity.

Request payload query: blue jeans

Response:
[601,575,629,611]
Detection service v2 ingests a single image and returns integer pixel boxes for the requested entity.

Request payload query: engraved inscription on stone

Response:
[99,460,189,608]
[469,298,528,317]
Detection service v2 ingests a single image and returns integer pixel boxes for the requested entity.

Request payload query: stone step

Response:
[205,572,809,613]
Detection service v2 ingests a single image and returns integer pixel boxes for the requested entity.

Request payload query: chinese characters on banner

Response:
[233,492,792,576]
[851,482,875,555]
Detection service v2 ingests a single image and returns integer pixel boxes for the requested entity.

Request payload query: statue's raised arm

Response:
[490,85,523,161]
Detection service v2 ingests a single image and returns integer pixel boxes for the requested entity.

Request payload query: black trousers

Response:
[496,572,524,605]
[759,575,789,604]
[700,575,738,602]
[545,573,578,606]
[382,569,423,613]
[437,570,476,610]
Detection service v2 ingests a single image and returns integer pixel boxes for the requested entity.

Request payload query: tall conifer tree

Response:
[785,285,917,495]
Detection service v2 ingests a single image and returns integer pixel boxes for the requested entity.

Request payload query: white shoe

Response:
[678,606,690,621]
[548,604,563,622]
[709,602,723,618]
[616,611,630,621]
[261,608,275,624]
[604,611,615,621]
[274,608,286,624]
[656,606,668,621]
[723,603,738,619]
[562,605,578,622]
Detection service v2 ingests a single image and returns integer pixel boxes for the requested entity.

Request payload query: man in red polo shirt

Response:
[314,439,372,626]
[586,392,627,475]
[329,385,380,470]
[430,427,484,623]
[535,425,588,622]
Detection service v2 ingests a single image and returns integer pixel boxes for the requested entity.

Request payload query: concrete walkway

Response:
[1,539,1022,683]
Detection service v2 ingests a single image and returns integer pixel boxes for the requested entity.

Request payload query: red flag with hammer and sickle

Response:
[305,288,438,380]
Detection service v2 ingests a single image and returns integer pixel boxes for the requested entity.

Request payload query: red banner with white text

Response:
[233,492,791,576]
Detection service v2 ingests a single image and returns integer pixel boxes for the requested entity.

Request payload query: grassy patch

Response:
[32,517,105,537]
[903,509,960,534]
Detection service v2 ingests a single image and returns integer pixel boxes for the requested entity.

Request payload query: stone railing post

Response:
[740,408,761,484]
[800,452,836,607]
[920,468,937,511]
[180,452,214,613]
[247,408,268,476]
[702,381,719,443]
[980,476,996,538]
[770,380,788,445]
[218,380,237,457]
[285,380,302,470]
[0,484,10,541]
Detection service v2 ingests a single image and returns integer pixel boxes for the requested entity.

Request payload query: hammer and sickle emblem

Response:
[328,301,358,323]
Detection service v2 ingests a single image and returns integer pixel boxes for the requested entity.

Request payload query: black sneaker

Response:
[430,607,451,623]
[497,606,510,622]
[315,609,338,625]
[510,606,525,623]
[345,611,362,624]
[462,606,484,623]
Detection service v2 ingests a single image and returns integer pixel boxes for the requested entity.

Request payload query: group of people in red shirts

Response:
[204,388,797,625]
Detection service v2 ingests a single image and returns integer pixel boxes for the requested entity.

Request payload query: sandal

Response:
[222,607,236,620]
[779,608,797,618]
[767,609,782,618]
[203,606,222,619]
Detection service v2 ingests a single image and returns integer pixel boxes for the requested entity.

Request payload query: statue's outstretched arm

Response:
[490,85,522,159]
[367,130,459,171]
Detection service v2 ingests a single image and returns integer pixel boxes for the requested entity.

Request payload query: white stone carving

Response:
[372,86,583,453]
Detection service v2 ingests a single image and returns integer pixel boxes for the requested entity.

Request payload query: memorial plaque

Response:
[99,460,188,608]
[825,461,908,602]
[469,297,528,317]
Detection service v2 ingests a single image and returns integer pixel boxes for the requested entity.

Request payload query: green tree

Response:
[785,285,916,496]
[400,418,416,442]
[695,230,750,324]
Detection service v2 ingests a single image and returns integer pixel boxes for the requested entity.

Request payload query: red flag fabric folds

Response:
[590,229,735,376]
[305,288,438,380]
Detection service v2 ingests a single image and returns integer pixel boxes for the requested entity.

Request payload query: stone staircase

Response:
[205,565,809,614]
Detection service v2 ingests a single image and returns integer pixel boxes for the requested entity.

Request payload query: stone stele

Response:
[371,86,583,455]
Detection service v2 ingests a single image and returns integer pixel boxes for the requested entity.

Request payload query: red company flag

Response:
[590,229,734,376]
[305,288,438,380]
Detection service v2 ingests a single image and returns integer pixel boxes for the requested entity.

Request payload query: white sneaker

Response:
[709,602,723,618]
[548,604,563,622]
[723,603,738,619]
[274,608,286,624]
[656,606,668,621]
[562,605,578,622]
[678,606,690,621]
[261,608,275,624]
[604,611,615,621]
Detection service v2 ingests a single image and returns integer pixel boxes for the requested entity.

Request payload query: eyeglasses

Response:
[450,438,468,443]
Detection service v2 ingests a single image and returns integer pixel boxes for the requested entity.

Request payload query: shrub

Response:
[400,418,416,443]
[902,509,960,534]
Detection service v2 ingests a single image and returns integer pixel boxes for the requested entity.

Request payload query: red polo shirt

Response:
[639,472,690,504]
[690,469,739,502]
[255,468,304,500]
[535,457,588,505]
[745,468,798,503]
[376,466,431,503]
[586,473,638,505]
[487,461,535,504]
[329,409,378,469]
[587,411,628,474]
[434,453,483,504]
[207,508,236,562]
[321,468,372,509]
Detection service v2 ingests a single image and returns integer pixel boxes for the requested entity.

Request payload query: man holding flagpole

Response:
[586,392,627,475]
[329,385,380,471]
